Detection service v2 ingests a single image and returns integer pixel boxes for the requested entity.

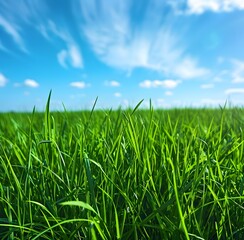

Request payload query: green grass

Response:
[0,96,244,239]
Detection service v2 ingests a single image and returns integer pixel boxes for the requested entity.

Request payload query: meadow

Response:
[0,95,244,239]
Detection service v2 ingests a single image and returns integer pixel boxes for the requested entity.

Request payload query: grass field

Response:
[0,95,244,239]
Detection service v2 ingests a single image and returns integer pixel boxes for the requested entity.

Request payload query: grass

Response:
[0,95,244,239]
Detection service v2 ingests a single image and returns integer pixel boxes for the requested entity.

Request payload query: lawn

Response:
[0,95,244,239]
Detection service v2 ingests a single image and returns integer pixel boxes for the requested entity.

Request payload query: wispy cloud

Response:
[57,50,68,68]
[37,24,50,40]
[168,0,244,14]
[45,20,83,69]
[24,79,39,88]
[187,0,244,14]
[114,92,122,97]
[105,80,120,87]
[139,80,181,89]
[0,73,8,87]
[200,83,214,89]
[0,15,27,52]
[70,81,89,89]
[225,88,244,95]
[0,0,48,53]
[0,0,47,24]
[213,59,244,84]
[47,20,71,42]
[57,44,83,69]
[173,58,209,79]
[231,59,244,83]
[165,91,173,96]
[76,0,208,79]
[69,44,83,68]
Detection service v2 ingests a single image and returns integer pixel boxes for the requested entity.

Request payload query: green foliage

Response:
[0,98,244,239]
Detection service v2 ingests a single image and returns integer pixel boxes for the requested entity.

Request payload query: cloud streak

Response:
[76,0,208,79]
[0,15,27,52]
[139,80,181,89]
[105,80,120,87]
[114,92,121,97]
[225,88,244,95]
[45,21,83,69]
[200,83,214,89]
[70,81,89,89]
[186,0,244,14]
[231,59,244,83]
[24,79,39,88]
[167,0,244,14]
[0,0,47,53]
[57,44,83,69]
[0,73,8,87]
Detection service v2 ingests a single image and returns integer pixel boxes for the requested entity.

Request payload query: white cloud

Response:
[57,44,83,69]
[69,44,83,68]
[165,91,173,96]
[231,59,244,83]
[0,15,27,52]
[187,0,244,14]
[225,88,244,95]
[70,81,88,89]
[44,20,83,69]
[57,50,68,68]
[0,73,8,87]
[213,70,229,82]
[48,20,71,42]
[139,80,152,88]
[0,0,46,24]
[105,80,120,87]
[212,59,244,84]
[139,80,181,89]
[174,57,209,78]
[114,92,121,97]
[0,0,47,53]
[76,0,208,79]
[169,0,244,14]
[37,24,50,40]
[201,83,214,89]
[24,79,39,88]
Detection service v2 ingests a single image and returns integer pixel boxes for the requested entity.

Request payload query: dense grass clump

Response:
[0,97,244,239]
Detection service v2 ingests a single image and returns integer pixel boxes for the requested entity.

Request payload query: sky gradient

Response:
[1,0,244,111]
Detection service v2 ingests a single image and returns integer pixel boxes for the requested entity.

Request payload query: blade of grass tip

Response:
[149,98,153,112]
[60,201,98,215]
[62,102,67,112]
[84,97,98,136]
[44,90,52,140]
[89,97,98,120]
[131,99,144,115]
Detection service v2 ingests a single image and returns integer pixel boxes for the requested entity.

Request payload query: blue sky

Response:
[1,0,244,111]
